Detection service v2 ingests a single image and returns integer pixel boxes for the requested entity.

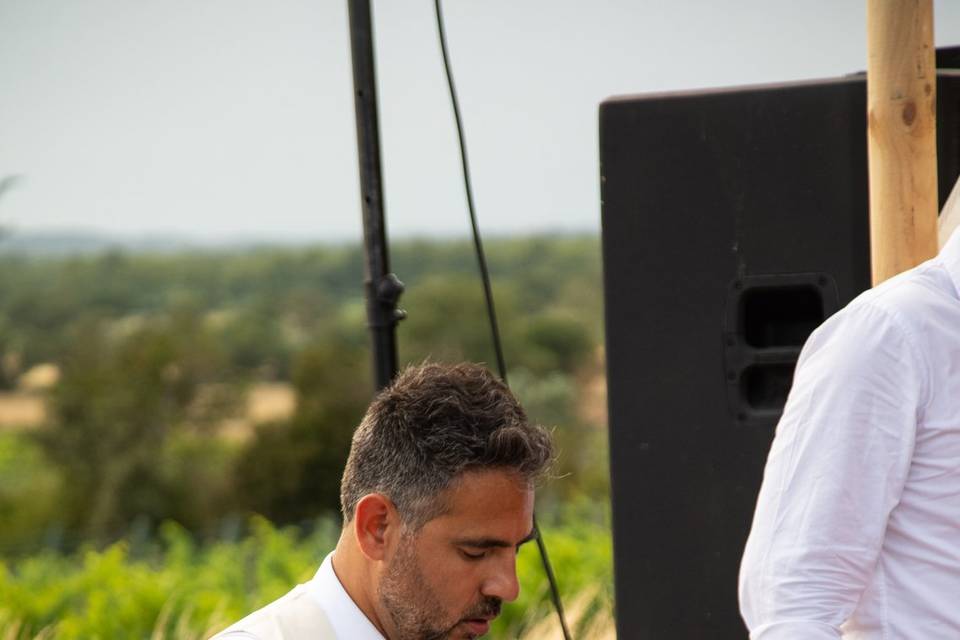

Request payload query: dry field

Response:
[0,391,45,430]
[0,369,296,436]
[217,382,296,441]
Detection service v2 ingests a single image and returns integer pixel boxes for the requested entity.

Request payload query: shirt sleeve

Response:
[738,301,927,639]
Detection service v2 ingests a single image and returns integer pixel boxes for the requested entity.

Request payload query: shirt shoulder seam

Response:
[852,298,933,411]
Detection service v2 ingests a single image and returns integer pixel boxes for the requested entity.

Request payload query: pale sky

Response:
[1,1,960,242]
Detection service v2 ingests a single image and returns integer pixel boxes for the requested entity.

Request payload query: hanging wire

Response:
[432,2,573,638]
[431,0,508,385]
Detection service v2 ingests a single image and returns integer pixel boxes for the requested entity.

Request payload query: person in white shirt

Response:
[739,228,960,639]
[212,362,553,640]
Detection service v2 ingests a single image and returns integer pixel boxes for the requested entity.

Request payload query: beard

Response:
[379,534,501,640]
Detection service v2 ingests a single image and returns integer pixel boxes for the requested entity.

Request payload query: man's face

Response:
[378,469,535,640]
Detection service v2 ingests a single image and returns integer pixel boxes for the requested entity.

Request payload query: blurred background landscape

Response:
[0,232,613,638]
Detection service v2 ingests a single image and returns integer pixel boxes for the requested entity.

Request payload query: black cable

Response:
[432,3,573,638]
[530,512,573,639]
[432,0,508,386]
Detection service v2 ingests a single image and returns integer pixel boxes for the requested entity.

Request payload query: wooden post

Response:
[867,0,938,285]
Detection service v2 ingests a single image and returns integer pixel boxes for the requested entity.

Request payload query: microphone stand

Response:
[347,0,405,391]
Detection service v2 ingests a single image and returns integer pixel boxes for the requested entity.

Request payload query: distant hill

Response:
[0,230,193,255]
[0,229,328,256]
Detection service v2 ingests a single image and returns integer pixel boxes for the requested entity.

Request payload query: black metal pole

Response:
[348,0,404,391]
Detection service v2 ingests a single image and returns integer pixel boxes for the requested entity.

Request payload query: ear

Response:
[353,493,399,561]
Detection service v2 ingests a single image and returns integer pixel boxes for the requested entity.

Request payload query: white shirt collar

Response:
[306,553,386,640]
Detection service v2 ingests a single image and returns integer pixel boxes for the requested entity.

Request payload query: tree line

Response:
[0,234,608,554]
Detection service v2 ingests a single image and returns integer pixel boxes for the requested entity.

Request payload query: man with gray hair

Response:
[213,362,554,640]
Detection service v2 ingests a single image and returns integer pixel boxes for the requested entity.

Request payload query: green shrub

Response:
[0,516,611,639]
[232,339,371,523]
[0,433,61,555]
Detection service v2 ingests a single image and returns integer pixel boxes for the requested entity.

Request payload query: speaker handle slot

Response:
[723,273,839,427]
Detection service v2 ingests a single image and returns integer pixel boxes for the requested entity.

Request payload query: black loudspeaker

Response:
[600,72,960,638]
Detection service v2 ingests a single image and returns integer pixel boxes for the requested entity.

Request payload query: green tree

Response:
[32,310,235,540]
[516,313,594,375]
[233,338,372,523]
[398,274,521,366]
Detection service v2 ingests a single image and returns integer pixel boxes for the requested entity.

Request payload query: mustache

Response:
[463,596,502,620]
[422,597,504,640]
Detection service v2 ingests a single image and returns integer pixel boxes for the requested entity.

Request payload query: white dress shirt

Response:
[739,229,960,639]
[213,553,385,640]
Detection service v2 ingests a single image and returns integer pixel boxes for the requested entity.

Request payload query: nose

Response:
[481,554,521,602]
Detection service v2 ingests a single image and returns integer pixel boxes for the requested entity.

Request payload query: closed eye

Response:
[461,549,487,560]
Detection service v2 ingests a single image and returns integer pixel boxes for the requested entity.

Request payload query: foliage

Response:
[0,434,61,554]
[232,339,372,523]
[0,518,335,640]
[30,309,240,542]
[0,236,602,379]
[510,369,611,508]
[0,516,611,640]
[0,234,610,568]
[0,235,614,637]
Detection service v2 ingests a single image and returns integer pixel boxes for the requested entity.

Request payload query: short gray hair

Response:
[339,362,553,528]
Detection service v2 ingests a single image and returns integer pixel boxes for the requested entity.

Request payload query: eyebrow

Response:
[455,529,538,549]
